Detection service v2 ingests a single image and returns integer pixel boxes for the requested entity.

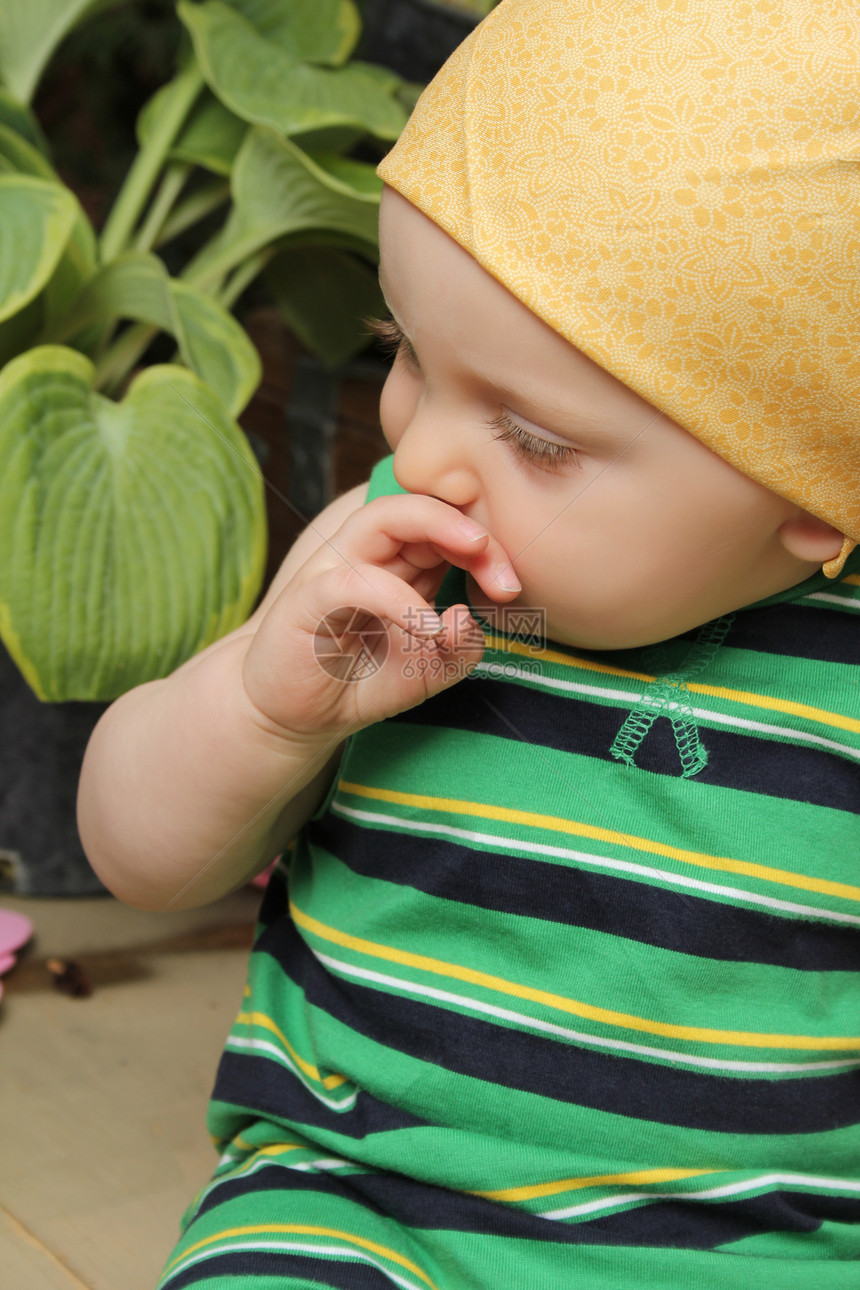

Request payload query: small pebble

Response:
[46,958,93,998]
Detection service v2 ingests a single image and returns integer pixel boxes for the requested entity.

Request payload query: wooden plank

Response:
[0,889,260,1290]
[0,1206,91,1290]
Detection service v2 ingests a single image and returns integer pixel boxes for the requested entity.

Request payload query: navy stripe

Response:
[269,922,860,1137]
[257,865,289,929]
[722,603,860,666]
[212,1051,428,1140]
[192,1155,860,1251]
[389,678,860,811]
[308,814,860,972]
[163,1249,394,1290]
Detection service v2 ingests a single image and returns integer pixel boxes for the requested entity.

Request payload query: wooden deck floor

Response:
[0,886,262,1289]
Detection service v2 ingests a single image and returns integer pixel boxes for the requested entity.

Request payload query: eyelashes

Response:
[365,315,404,358]
[365,315,419,366]
[366,314,582,472]
[488,410,582,470]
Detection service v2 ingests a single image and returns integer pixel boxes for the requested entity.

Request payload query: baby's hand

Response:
[240,493,519,743]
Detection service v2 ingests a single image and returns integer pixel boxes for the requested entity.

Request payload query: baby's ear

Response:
[776,511,845,564]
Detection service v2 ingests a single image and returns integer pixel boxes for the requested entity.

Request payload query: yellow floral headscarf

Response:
[378,0,860,576]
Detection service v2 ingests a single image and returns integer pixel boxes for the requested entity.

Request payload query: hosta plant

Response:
[0,0,407,701]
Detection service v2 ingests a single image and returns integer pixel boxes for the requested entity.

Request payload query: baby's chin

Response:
[463,573,561,650]
[462,573,683,653]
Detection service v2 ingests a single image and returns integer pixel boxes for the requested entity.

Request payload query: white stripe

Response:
[313,950,860,1074]
[292,1157,353,1172]
[473,661,860,761]
[333,801,860,926]
[160,1239,426,1290]
[804,592,860,611]
[188,1152,352,1219]
[541,1170,860,1221]
[677,705,859,760]
[225,1035,357,1111]
[190,1151,277,1215]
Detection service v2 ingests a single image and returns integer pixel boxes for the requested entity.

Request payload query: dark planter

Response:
[0,642,109,896]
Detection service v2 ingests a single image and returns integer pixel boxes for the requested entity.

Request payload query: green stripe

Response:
[187,452,860,1284]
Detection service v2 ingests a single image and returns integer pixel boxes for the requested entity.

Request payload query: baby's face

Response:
[377,188,817,650]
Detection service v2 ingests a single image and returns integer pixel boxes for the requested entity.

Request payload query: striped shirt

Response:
[161,455,860,1290]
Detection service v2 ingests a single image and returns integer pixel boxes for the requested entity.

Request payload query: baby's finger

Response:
[333,494,494,570]
[292,561,448,643]
[338,495,521,600]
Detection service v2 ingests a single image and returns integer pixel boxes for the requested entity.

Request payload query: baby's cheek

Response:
[379,361,421,451]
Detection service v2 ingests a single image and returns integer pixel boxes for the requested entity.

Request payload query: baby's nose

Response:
[392,412,482,510]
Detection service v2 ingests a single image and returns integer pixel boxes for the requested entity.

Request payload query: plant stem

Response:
[218,248,275,310]
[183,233,260,293]
[95,323,159,396]
[100,61,204,263]
[155,179,230,249]
[135,162,192,253]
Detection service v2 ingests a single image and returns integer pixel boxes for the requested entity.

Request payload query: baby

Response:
[78,2,860,1287]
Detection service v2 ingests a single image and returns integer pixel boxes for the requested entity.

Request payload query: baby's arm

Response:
[78,483,513,912]
[78,484,368,911]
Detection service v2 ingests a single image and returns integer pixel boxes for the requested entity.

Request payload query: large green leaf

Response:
[0,346,266,701]
[139,83,247,176]
[0,296,42,369]
[179,0,406,141]
[0,87,50,154]
[185,128,380,288]
[265,245,383,368]
[53,252,261,416]
[0,0,115,104]
[307,151,384,198]
[0,124,98,335]
[224,0,361,66]
[0,175,77,323]
[0,121,97,266]
[171,279,262,414]
[0,119,54,179]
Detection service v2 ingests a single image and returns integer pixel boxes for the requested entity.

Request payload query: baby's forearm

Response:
[77,632,341,912]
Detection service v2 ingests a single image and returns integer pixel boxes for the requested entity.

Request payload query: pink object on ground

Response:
[0,909,32,962]
[0,908,33,1000]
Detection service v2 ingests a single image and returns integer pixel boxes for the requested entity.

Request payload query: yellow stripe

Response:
[841,574,860,586]
[339,780,860,905]
[684,681,860,734]
[292,901,860,1052]
[235,1010,347,1090]
[485,633,860,735]
[484,631,652,681]
[477,1167,720,1203]
[233,1135,305,1158]
[165,1223,438,1287]
[222,1143,310,1188]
